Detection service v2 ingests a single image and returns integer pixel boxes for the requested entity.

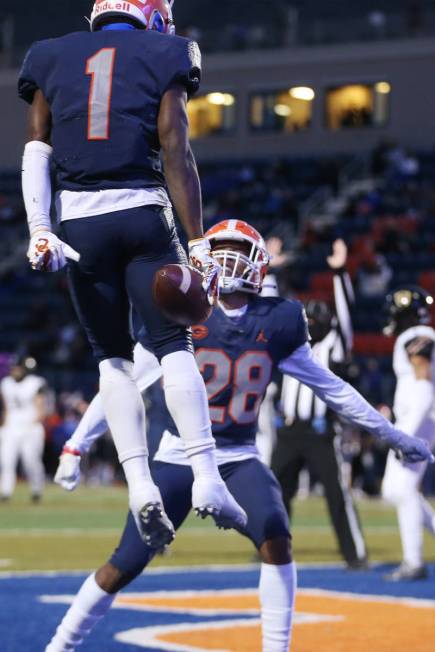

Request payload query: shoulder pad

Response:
[164,37,201,97]
[17,40,52,103]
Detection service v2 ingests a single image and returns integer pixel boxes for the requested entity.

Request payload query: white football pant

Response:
[0,424,45,497]
[382,450,435,568]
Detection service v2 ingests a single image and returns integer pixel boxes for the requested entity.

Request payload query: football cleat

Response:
[346,558,369,571]
[130,483,175,549]
[138,502,175,549]
[384,563,428,581]
[192,478,248,531]
[205,220,270,295]
[90,0,176,34]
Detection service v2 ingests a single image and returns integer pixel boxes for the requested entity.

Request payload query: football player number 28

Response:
[196,349,273,425]
[86,48,116,141]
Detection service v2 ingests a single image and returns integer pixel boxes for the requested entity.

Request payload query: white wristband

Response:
[22,140,53,237]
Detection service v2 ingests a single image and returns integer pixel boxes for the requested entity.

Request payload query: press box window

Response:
[325,82,391,130]
[187,93,236,139]
[250,87,314,133]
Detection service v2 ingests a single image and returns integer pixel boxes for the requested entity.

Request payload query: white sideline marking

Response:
[39,586,435,612]
[1,561,350,578]
[0,525,400,536]
[114,614,344,652]
[298,587,435,609]
[0,528,121,536]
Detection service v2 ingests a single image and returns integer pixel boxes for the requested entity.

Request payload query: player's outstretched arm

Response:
[22,90,79,272]
[158,86,220,302]
[279,343,435,464]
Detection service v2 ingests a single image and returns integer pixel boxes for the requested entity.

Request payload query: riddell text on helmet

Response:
[95,2,134,15]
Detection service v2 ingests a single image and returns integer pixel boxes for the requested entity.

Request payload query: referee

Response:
[271,240,368,568]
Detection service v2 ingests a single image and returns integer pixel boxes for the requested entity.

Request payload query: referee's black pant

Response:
[271,420,367,567]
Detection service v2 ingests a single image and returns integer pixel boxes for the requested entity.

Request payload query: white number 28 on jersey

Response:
[195,349,273,425]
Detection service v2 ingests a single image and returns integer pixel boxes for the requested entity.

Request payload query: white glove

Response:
[188,237,221,305]
[54,448,82,491]
[27,231,80,272]
[386,430,435,464]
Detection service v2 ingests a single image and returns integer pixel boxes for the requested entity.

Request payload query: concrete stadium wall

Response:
[1,37,434,168]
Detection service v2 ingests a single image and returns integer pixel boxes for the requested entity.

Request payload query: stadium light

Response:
[289,86,315,101]
[207,92,235,106]
[375,81,391,94]
[274,104,292,117]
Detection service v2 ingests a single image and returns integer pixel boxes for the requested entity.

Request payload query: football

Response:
[153,264,213,326]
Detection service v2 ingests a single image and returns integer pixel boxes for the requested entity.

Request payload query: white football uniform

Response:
[0,373,46,499]
[382,325,435,569]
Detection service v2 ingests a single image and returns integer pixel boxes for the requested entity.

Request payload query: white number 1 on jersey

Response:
[86,48,116,141]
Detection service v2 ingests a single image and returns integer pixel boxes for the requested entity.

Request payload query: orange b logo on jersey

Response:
[192,325,209,340]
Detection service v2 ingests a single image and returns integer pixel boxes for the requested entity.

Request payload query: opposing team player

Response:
[48,221,433,652]
[18,0,246,546]
[0,356,47,502]
[381,286,435,580]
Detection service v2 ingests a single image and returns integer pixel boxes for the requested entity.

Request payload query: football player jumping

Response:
[48,221,433,652]
[381,286,435,580]
[18,0,247,547]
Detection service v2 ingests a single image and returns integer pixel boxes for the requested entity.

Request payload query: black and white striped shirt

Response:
[281,269,354,422]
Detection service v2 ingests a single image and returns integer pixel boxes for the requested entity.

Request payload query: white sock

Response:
[259,561,297,652]
[99,358,152,493]
[397,491,424,568]
[46,574,116,652]
[161,351,219,479]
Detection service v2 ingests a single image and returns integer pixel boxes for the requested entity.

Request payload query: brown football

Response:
[153,264,213,326]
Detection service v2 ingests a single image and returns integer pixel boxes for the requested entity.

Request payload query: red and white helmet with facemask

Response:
[90,0,175,34]
[205,220,270,295]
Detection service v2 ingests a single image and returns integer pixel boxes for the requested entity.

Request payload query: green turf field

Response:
[1,484,434,571]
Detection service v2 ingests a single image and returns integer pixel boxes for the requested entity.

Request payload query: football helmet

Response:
[9,354,37,381]
[90,0,175,34]
[205,220,270,294]
[383,285,433,336]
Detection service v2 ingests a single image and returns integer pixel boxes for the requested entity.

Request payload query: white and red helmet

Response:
[205,220,270,295]
[90,0,175,34]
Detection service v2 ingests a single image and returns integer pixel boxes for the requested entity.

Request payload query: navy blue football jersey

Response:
[137,296,309,447]
[18,30,201,192]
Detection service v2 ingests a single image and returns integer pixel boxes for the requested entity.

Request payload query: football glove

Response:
[27,231,80,272]
[386,430,435,464]
[188,237,221,305]
[54,447,81,491]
